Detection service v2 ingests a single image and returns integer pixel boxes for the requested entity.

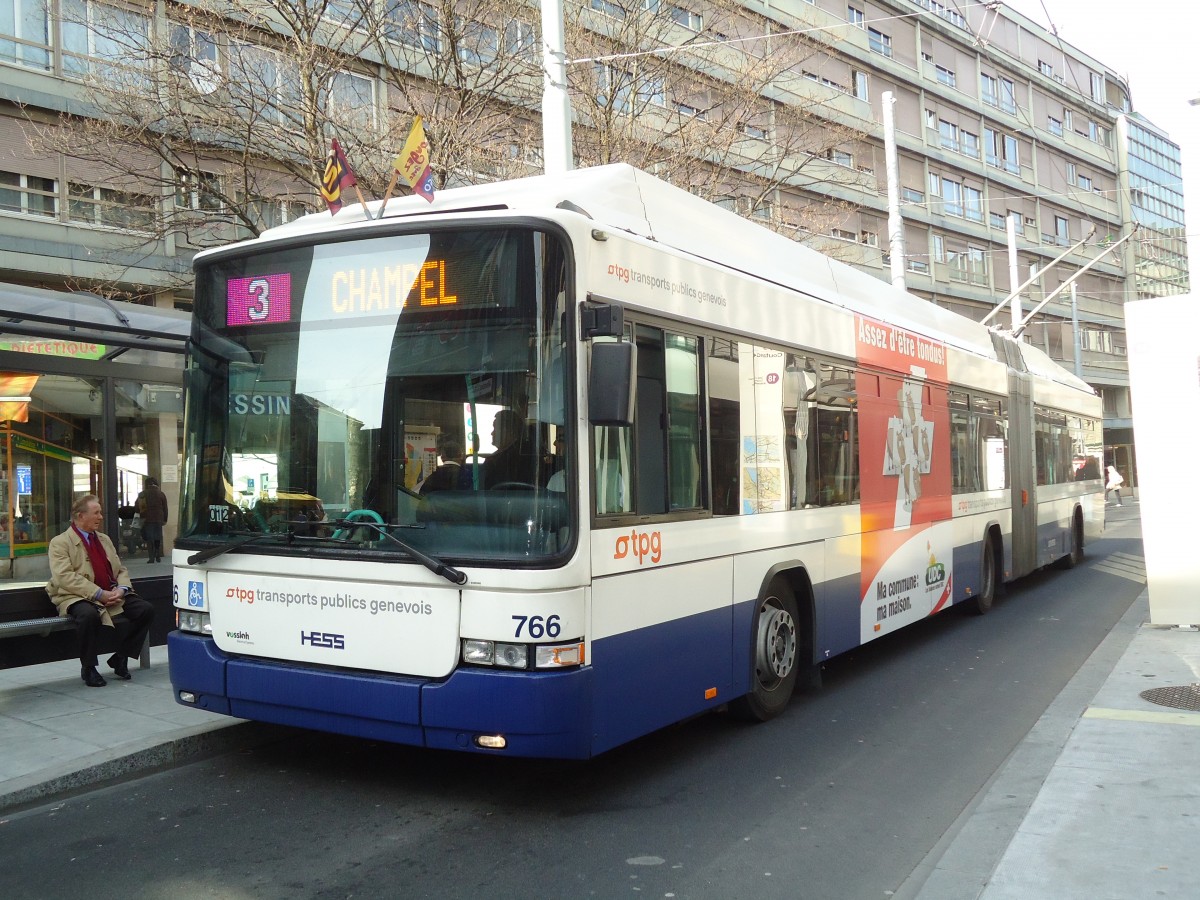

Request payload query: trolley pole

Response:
[541,0,573,174]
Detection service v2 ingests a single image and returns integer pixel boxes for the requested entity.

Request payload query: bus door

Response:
[1008,369,1037,578]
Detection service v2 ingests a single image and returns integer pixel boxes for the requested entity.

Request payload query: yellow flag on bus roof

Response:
[393,115,435,203]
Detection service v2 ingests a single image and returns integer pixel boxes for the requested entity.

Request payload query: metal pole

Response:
[882,91,906,289]
[1071,282,1083,377]
[1007,214,1020,329]
[541,0,573,174]
[979,225,1097,327]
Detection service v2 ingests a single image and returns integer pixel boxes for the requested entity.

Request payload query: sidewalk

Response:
[0,645,269,812]
[910,586,1200,900]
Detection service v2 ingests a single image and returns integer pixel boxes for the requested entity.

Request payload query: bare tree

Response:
[23,0,875,296]
[24,0,543,291]
[562,0,874,244]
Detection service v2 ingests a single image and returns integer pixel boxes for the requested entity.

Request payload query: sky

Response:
[999,0,1199,272]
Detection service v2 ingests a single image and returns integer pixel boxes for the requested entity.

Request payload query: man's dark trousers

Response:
[66,595,155,667]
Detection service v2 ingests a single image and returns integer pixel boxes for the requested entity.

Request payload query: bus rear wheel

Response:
[967,537,997,615]
[1056,513,1084,570]
[731,583,800,722]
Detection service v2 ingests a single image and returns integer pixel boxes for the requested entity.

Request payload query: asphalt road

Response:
[3,510,1144,900]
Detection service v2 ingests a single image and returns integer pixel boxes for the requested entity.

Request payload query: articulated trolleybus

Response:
[170,165,1104,758]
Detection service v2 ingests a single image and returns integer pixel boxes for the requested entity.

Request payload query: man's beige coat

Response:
[45,527,132,628]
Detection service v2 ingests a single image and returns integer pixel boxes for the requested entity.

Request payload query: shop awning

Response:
[0,283,189,359]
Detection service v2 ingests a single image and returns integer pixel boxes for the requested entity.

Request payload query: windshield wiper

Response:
[186,530,297,565]
[330,518,468,585]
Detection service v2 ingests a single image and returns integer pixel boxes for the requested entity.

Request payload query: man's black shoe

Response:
[82,666,107,687]
[107,655,132,680]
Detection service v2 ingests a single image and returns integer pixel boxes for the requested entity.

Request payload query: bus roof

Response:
[221,164,1092,395]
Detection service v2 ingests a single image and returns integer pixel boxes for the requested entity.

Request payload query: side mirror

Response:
[589,341,636,426]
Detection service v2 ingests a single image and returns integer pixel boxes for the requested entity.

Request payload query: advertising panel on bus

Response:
[855,315,953,642]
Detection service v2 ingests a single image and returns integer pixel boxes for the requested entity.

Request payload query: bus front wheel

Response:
[731,583,800,722]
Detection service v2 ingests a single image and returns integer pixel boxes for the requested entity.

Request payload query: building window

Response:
[68,182,156,231]
[985,128,1019,173]
[0,170,57,217]
[174,169,221,211]
[242,196,308,234]
[61,0,151,80]
[0,0,51,69]
[852,69,869,101]
[848,6,865,28]
[981,73,1016,113]
[739,121,767,140]
[961,130,979,159]
[659,2,702,30]
[868,28,891,57]
[936,65,956,87]
[1090,72,1105,103]
[460,18,535,65]
[826,148,854,167]
[168,23,219,94]
[938,120,959,152]
[386,0,441,52]
[1038,60,1054,77]
[675,101,706,119]
[1048,116,1063,137]
[227,41,301,123]
[902,186,924,204]
[831,227,857,241]
[963,185,983,222]
[989,211,1005,229]
[1078,174,1093,191]
[1054,215,1069,245]
[596,62,634,113]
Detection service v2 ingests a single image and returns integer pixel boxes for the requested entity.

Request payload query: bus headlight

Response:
[494,643,528,669]
[176,610,212,635]
[461,639,585,669]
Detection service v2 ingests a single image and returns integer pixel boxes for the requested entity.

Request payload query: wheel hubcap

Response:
[755,601,797,688]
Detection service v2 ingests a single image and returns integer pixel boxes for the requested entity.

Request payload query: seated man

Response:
[420,437,464,494]
[481,409,528,488]
[46,494,155,687]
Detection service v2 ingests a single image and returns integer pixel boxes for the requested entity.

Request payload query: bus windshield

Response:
[180,226,573,565]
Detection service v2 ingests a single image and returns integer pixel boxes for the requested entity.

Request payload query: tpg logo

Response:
[301,631,345,650]
[226,586,256,604]
[614,528,662,565]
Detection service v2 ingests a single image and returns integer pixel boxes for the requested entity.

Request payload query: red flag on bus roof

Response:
[320,139,358,215]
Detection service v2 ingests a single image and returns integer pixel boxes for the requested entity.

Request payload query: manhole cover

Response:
[1139,684,1200,711]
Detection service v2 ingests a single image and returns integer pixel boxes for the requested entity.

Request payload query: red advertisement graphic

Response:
[855,316,953,640]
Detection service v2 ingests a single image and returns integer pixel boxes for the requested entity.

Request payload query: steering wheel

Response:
[332,508,385,540]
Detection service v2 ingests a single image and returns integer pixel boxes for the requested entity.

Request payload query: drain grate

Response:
[1139,684,1200,711]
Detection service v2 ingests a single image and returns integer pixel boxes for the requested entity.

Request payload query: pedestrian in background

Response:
[136,477,169,563]
[1105,465,1124,507]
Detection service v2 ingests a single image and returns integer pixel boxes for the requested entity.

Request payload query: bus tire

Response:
[967,536,997,615]
[731,582,801,722]
[1056,511,1084,570]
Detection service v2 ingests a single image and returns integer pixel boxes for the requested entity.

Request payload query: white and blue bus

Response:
[169,165,1104,758]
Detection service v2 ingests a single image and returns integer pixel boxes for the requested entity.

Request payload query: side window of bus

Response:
[949,390,977,493]
[1034,406,1071,485]
[708,346,860,514]
[594,325,704,519]
[975,396,1008,490]
[810,362,860,506]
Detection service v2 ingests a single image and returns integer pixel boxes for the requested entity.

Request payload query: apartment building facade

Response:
[0,0,1188,520]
